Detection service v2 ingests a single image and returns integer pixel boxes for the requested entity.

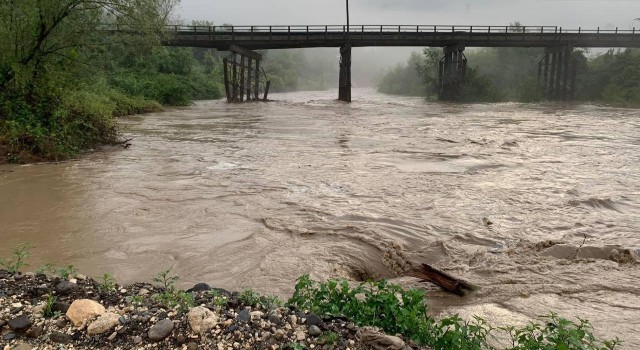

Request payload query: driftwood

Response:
[409,264,477,297]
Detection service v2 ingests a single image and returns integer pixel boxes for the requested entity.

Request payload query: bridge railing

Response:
[162,25,638,35]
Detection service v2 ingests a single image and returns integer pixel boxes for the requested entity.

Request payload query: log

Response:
[408,264,477,296]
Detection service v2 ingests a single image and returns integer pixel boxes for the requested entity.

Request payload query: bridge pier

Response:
[339,44,352,102]
[223,45,270,102]
[538,45,576,100]
[438,45,467,100]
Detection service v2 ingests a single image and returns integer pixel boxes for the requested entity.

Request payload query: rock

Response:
[132,335,143,344]
[8,315,32,332]
[55,319,67,328]
[308,325,322,336]
[186,283,211,293]
[357,327,406,350]
[26,324,43,338]
[32,304,45,317]
[13,344,32,350]
[289,315,298,326]
[250,311,264,321]
[87,312,120,335]
[138,288,150,296]
[52,301,70,314]
[50,331,72,344]
[187,306,219,335]
[305,314,322,327]
[119,316,127,325]
[236,308,250,323]
[3,332,15,341]
[274,329,285,340]
[296,330,306,341]
[56,281,78,295]
[188,342,199,350]
[148,319,174,341]
[107,332,118,341]
[66,299,105,327]
[268,313,281,325]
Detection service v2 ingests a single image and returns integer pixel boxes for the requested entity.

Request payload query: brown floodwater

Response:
[1,89,639,346]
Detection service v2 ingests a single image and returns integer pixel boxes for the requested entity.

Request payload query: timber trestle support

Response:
[223,45,271,103]
[438,45,467,100]
[538,45,577,100]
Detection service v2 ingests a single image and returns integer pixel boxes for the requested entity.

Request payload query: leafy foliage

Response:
[0,242,31,273]
[98,273,117,292]
[288,275,622,350]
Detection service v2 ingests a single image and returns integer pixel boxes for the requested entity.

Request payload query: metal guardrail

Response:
[159,25,637,35]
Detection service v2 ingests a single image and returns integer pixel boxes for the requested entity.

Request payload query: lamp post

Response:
[346,0,350,37]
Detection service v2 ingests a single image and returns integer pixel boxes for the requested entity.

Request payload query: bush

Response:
[287,275,622,350]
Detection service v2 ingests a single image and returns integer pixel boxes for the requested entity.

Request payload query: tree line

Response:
[377,45,640,105]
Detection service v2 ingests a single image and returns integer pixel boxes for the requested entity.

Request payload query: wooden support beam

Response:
[223,58,232,103]
[338,44,352,102]
[239,55,246,101]
[232,53,238,102]
[229,44,262,60]
[246,57,253,101]
[254,60,260,101]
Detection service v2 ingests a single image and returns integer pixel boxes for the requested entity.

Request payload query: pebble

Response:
[13,344,32,350]
[56,281,78,295]
[236,309,250,323]
[50,331,72,344]
[108,331,118,341]
[289,315,298,326]
[87,312,120,335]
[26,324,43,338]
[8,314,32,332]
[186,283,211,293]
[295,330,306,341]
[132,335,143,344]
[3,333,15,341]
[305,314,322,327]
[308,325,321,336]
[148,319,174,341]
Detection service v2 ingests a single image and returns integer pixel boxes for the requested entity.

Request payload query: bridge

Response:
[158,25,640,102]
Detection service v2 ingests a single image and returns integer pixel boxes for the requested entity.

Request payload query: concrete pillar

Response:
[339,44,352,102]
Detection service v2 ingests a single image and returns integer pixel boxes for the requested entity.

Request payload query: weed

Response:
[504,313,623,350]
[43,294,57,318]
[126,295,144,307]
[98,273,117,292]
[153,268,179,292]
[238,288,261,307]
[153,291,195,314]
[260,295,283,310]
[35,264,77,279]
[0,242,31,273]
[318,331,339,346]
[210,290,228,307]
[287,342,307,350]
[288,275,621,350]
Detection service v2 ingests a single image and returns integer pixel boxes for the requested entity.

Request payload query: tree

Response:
[0,0,179,94]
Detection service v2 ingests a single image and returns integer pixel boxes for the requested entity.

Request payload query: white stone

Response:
[187,306,219,335]
[87,312,120,335]
[66,299,106,327]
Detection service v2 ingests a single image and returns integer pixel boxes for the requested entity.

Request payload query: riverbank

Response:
[0,270,380,350]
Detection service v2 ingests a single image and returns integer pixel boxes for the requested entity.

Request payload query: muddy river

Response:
[1,89,639,346]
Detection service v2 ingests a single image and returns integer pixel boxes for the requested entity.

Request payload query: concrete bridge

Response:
[160,25,640,102]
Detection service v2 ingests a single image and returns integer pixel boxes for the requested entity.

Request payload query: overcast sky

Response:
[177,0,640,30]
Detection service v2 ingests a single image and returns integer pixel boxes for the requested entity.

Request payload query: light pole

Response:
[346,0,350,38]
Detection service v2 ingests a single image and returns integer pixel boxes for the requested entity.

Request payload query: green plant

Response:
[288,275,621,350]
[35,264,77,279]
[260,295,283,310]
[126,295,144,307]
[98,273,117,292]
[210,290,228,307]
[43,294,58,318]
[153,291,195,314]
[287,342,307,350]
[318,331,339,346]
[153,268,179,292]
[504,313,622,350]
[0,242,31,273]
[238,288,261,307]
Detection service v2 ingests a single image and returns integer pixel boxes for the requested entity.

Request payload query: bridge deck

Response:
[158,25,640,49]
